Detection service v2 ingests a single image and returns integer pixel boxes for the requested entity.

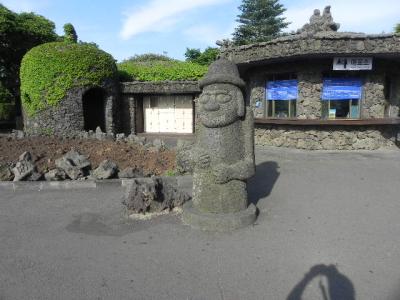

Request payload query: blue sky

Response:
[2,0,400,62]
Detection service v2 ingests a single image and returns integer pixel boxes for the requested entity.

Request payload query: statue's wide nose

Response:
[204,100,220,111]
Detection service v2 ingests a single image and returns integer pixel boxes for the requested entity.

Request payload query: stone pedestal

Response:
[182,202,257,231]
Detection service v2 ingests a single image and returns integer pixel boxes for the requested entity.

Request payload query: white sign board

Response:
[333,57,373,71]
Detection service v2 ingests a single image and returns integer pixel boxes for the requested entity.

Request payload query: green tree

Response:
[122,53,175,63]
[0,4,58,115]
[184,48,201,61]
[232,0,289,45]
[63,23,77,43]
[395,23,400,34]
[184,47,219,65]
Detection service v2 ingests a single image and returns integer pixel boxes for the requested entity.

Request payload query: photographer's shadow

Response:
[248,161,280,206]
[287,264,355,300]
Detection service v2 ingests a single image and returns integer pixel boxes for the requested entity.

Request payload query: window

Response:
[266,74,297,118]
[321,78,362,119]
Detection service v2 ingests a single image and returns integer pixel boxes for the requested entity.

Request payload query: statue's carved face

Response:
[197,83,244,128]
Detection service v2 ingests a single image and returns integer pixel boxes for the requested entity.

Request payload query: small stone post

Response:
[182,58,257,231]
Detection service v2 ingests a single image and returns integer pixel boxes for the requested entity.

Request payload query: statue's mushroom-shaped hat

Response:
[199,58,245,90]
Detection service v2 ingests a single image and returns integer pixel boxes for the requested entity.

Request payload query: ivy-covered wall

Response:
[20,41,119,134]
[20,41,117,116]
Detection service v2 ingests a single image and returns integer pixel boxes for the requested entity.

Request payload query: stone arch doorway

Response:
[82,87,106,132]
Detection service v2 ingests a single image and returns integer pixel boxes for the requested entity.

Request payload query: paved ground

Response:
[1,146,400,300]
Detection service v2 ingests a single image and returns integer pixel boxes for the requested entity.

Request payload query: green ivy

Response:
[20,41,117,116]
[118,60,208,82]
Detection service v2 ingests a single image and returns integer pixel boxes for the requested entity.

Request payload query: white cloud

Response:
[284,0,400,33]
[183,23,236,45]
[119,0,230,40]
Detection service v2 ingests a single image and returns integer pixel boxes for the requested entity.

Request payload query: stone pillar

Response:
[248,75,266,119]
[105,94,114,134]
[182,58,257,231]
[363,73,385,118]
[389,75,400,117]
[129,96,137,134]
[297,69,323,119]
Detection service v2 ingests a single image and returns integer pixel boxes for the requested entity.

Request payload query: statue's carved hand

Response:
[213,164,231,184]
[194,149,211,169]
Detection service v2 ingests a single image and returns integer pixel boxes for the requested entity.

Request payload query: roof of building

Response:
[219,6,400,67]
[121,81,200,94]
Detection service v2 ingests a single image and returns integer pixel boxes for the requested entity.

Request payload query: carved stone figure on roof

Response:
[298,6,340,34]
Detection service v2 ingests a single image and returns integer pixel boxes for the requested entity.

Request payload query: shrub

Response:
[20,41,117,116]
[118,60,208,82]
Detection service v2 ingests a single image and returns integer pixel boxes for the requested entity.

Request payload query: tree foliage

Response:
[184,47,219,65]
[395,23,400,34]
[63,23,77,43]
[122,53,175,63]
[0,81,14,120]
[0,4,58,109]
[232,0,289,45]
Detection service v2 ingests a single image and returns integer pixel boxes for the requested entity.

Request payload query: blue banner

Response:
[322,78,362,100]
[266,80,298,101]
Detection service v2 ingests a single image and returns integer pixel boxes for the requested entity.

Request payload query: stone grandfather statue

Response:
[181,58,257,231]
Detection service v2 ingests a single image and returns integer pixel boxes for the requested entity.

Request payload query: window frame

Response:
[321,75,363,120]
[265,73,298,119]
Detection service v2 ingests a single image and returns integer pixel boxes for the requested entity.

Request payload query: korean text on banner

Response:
[322,78,362,100]
[266,80,298,101]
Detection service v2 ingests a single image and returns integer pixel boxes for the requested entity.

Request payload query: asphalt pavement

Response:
[1,146,400,300]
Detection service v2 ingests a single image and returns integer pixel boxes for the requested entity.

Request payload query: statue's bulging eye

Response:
[217,94,231,103]
[199,94,209,104]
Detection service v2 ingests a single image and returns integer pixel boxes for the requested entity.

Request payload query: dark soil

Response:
[0,136,176,176]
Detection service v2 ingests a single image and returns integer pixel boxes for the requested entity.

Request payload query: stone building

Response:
[20,43,199,136]
[220,6,400,150]
[20,42,119,136]
[119,81,199,135]
[19,7,400,150]
[24,82,119,135]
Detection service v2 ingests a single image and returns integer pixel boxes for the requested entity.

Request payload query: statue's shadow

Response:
[248,161,280,206]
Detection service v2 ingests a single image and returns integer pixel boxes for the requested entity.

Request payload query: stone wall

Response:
[244,59,400,121]
[24,88,84,136]
[389,75,400,117]
[297,67,323,119]
[362,73,386,118]
[247,61,327,119]
[248,76,265,119]
[255,124,399,150]
[24,80,119,135]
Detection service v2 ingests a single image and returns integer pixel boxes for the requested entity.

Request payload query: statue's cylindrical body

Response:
[182,58,257,231]
[193,123,247,213]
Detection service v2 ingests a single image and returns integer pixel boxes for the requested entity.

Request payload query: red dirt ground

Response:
[0,136,176,176]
